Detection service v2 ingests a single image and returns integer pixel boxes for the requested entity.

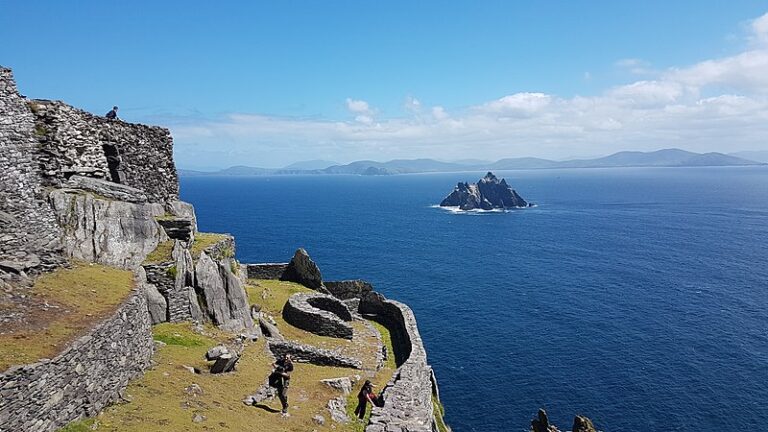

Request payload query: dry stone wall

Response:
[29,99,178,203]
[0,67,63,278]
[0,288,154,432]
[282,292,354,339]
[359,293,439,432]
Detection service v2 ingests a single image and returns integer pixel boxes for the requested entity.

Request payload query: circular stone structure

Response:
[282,292,354,339]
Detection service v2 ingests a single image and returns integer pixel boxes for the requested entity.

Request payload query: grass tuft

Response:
[143,240,174,264]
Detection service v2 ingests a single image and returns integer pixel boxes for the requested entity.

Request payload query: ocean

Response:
[179,166,768,432]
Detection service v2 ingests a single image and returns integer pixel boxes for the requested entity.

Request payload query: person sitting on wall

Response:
[105,106,118,119]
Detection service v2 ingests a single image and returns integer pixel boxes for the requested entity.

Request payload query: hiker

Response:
[353,379,377,420]
[105,106,118,119]
[269,354,294,416]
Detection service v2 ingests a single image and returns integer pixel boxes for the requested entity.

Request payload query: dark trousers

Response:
[354,400,368,419]
[277,385,289,412]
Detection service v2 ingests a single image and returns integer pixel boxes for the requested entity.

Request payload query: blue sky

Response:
[2,1,768,169]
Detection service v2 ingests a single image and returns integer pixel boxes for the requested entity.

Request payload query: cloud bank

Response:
[168,12,768,169]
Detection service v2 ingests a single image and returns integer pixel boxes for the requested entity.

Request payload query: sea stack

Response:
[440,172,530,210]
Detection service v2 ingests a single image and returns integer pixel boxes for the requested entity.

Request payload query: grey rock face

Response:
[194,252,230,326]
[281,248,326,291]
[157,218,194,242]
[65,175,148,203]
[440,172,529,210]
[193,251,252,331]
[49,189,167,269]
[282,292,353,339]
[166,200,197,233]
[531,409,560,432]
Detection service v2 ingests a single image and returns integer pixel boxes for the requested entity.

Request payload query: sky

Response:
[2,1,768,169]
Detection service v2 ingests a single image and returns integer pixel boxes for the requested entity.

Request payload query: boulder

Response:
[280,248,326,291]
[572,415,597,432]
[259,316,283,339]
[327,396,349,423]
[144,281,168,324]
[531,408,560,432]
[440,172,529,210]
[321,377,352,395]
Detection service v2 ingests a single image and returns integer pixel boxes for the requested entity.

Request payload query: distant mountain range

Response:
[178,149,764,177]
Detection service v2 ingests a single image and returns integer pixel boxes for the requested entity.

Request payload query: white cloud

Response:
[346,98,372,114]
[168,12,768,168]
[478,92,552,116]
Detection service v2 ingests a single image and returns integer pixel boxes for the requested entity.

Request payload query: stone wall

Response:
[360,293,439,432]
[0,67,63,278]
[245,263,288,280]
[0,287,154,432]
[282,292,354,339]
[29,99,178,203]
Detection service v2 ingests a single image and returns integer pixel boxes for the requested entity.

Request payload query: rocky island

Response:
[440,172,531,210]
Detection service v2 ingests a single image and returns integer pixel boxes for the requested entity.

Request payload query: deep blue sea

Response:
[180,167,768,432]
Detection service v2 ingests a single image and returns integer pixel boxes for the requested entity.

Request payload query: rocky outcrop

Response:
[0,287,154,432]
[65,175,148,203]
[572,415,597,432]
[193,251,252,331]
[440,172,529,210]
[49,189,167,269]
[530,409,598,432]
[531,409,560,432]
[281,248,327,291]
[282,292,354,339]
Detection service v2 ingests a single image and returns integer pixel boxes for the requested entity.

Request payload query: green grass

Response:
[143,240,174,264]
[433,395,449,432]
[153,324,206,347]
[190,232,230,258]
[153,213,178,221]
[0,263,134,372]
[57,418,96,432]
[370,321,397,370]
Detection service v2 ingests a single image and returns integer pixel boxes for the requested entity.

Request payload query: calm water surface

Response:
[180,167,768,432]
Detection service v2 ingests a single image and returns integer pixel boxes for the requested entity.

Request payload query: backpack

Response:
[268,371,282,388]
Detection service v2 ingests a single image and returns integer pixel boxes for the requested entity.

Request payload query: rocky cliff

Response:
[440,171,530,210]
[0,66,452,432]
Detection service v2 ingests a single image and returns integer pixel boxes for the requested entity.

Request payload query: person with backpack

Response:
[354,380,378,420]
[268,354,294,416]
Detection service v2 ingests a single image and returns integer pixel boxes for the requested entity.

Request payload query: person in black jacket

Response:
[354,380,376,420]
[271,354,294,415]
[105,106,118,119]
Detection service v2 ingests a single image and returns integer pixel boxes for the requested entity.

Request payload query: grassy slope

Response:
[65,280,398,432]
[0,263,134,372]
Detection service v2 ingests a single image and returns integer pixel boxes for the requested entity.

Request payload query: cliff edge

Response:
[0,66,449,432]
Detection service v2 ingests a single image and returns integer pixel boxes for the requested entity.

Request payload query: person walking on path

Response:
[105,106,118,119]
[354,380,376,420]
[271,354,294,416]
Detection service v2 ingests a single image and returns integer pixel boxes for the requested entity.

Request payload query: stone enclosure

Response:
[282,292,354,339]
